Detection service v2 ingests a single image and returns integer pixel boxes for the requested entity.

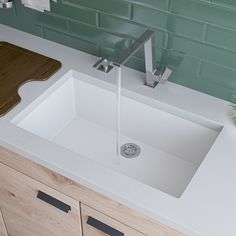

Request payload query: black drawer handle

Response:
[87,216,124,236]
[37,191,71,213]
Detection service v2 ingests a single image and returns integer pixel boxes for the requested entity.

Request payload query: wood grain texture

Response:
[0,42,61,116]
[0,162,82,236]
[81,203,145,236]
[0,209,8,236]
[0,146,185,236]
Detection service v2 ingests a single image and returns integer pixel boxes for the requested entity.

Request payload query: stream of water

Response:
[115,66,121,164]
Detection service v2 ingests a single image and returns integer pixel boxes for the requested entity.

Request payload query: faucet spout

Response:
[93,30,172,88]
[113,30,155,67]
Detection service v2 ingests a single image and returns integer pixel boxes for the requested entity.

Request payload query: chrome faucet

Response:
[93,30,172,88]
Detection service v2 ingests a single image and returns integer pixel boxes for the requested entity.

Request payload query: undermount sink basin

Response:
[13,70,222,198]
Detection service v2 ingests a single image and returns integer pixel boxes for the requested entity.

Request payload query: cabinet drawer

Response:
[0,163,82,236]
[81,203,145,236]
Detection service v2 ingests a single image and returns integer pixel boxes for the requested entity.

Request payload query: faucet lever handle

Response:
[158,67,172,84]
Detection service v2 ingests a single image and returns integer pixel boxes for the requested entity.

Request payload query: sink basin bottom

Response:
[53,116,198,197]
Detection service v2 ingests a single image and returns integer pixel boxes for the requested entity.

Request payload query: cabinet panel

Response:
[81,203,145,236]
[0,209,8,236]
[0,146,185,236]
[0,163,82,236]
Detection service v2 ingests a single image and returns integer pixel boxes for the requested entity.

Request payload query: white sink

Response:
[13,70,222,197]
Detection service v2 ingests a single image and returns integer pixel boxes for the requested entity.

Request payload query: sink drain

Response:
[120,143,141,159]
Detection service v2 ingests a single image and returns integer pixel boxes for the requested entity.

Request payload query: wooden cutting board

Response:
[0,42,61,117]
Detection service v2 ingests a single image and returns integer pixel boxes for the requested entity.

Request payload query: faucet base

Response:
[93,58,114,73]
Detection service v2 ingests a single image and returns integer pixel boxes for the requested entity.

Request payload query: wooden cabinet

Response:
[81,204,145,236]
[0,146,185,236]
[0,162,82,236]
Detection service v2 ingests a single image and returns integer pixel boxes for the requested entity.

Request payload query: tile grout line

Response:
[95,11,100,28]
[130,3,134,20]
[202,23,208,42]
[167,0,171,11]
[40,25,45,38]
[197,60,203,78]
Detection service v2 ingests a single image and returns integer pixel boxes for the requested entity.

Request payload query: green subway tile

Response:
[132,5,204,40]
[100,46,120,61]
[168,71,198,87]
[69,21,105,44]
[170,0,236,30]
[213,0,236,8]
[159,50,202,87]
[100,46,129,63]
[132,5,168,29]
[99,14,145,38]
[168,34,236,69]
[161,67,202,94]
[99,14,166,48]
[36,13,68,31]
[166,16,203,40]
[43,28,98,55]
[0,1,42,36]
[130,0,168,10]
[62,0,131,19]
[206,25,236,51]
[171,72,233,101]
[161,50,201,75]
[194,79,234,101]
[50,1,97,26]
[69,20,131,52]
[125,56,146,72]
[0,4,15,20]
[200,61,236,88]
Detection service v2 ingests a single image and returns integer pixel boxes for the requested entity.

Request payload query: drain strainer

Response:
[120,143,141,159]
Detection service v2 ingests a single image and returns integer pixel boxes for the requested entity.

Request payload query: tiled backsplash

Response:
[1,0,236,101]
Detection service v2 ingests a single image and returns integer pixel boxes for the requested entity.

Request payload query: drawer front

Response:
[81,204,145,236]
[0,163,82,236]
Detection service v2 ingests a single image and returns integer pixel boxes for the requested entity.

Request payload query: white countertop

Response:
[1,24,236,236]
